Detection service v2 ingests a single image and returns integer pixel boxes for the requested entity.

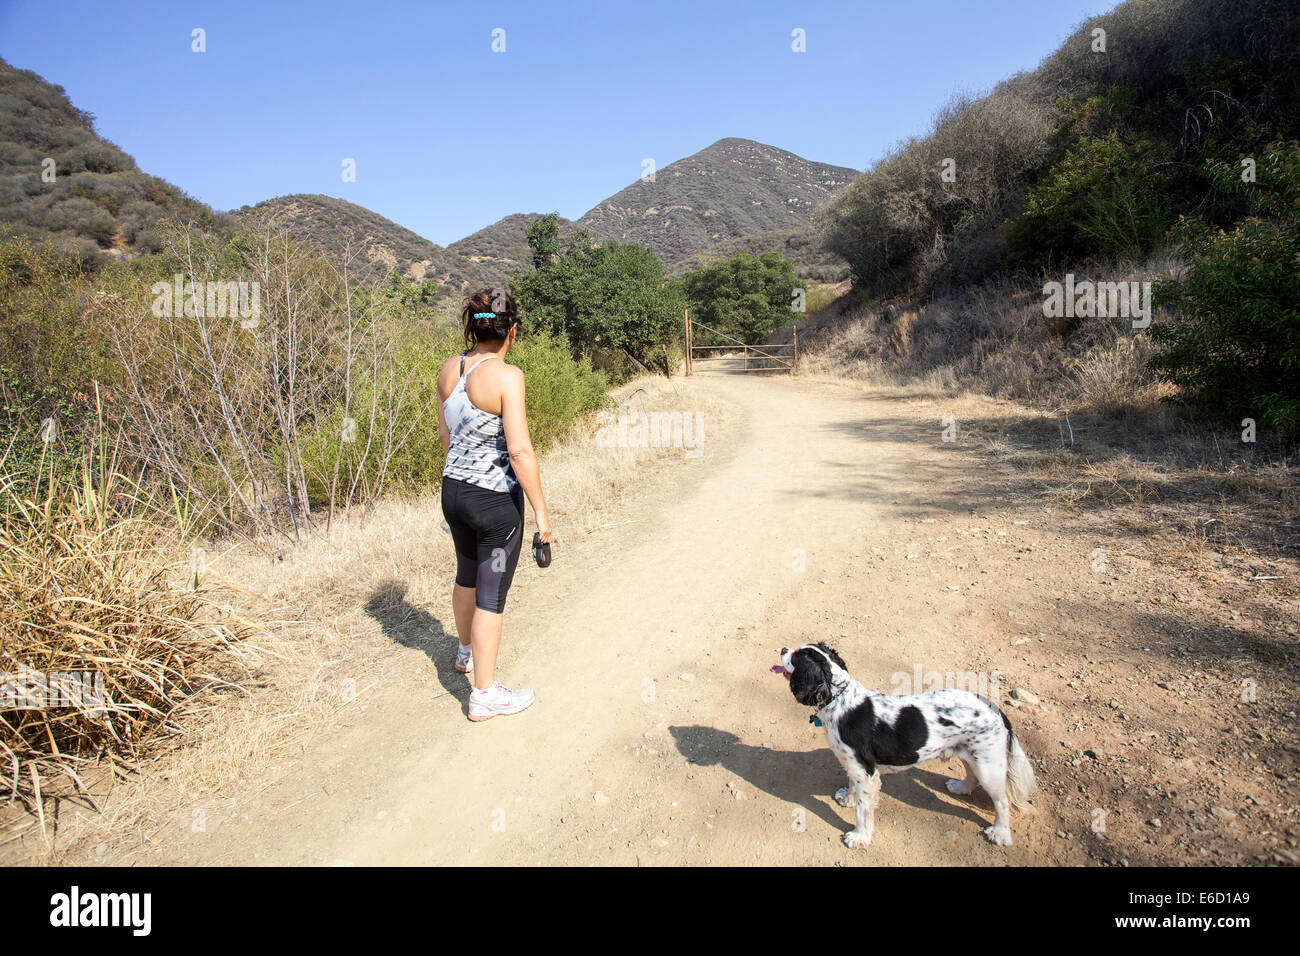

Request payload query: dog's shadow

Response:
[669,725,993,834]
[364,578,468,707]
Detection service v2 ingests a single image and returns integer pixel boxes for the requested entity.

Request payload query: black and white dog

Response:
[777,643,1035,848]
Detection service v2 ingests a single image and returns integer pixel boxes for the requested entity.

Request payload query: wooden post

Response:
[662,344,671,377]
[684,308,692,376]
[792,324,798,376]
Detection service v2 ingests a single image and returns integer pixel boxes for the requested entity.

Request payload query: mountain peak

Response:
[574,139,859,268]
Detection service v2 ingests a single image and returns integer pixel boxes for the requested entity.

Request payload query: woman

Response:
[438,289,552,721]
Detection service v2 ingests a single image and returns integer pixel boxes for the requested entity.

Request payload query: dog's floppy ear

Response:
[813,642,847,671]
[789,648,832,707]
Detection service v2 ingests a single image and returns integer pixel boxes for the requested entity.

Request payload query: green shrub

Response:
[1008,130,1171,267]
[48,196,116,246]
[1148,141,1300,433]
[0,238,121,444]
[510,328,609,450]
[299,323,451,502]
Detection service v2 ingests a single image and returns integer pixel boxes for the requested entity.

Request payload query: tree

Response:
[681,251,803,344]
[513,215,682,374]
[525,214,560,270]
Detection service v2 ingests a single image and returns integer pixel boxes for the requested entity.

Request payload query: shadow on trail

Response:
[364,578,468,704]
[790,399,1299,558]
[668,725,991,836]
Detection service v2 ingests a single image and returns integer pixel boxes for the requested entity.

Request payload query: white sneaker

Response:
[468,681,535,721]
[454,644,473,674]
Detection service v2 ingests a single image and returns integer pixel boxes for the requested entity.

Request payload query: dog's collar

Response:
[826,674,850,703]
[809,681,850,728]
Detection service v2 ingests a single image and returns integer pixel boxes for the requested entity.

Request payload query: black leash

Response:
[532,532,552,568]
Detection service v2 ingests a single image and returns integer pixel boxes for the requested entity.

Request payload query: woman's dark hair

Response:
[462,288,519,347]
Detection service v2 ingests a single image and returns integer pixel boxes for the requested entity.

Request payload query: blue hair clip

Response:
[473,312,496,319]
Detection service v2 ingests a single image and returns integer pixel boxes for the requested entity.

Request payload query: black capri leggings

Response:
[441,476,525,613]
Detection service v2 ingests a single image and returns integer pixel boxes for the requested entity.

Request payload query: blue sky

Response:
[0,0,1115,246]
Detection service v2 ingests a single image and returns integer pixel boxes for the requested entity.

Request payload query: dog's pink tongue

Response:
[771,664,790,679]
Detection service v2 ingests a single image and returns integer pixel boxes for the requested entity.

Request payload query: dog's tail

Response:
[1005,729,1036,808]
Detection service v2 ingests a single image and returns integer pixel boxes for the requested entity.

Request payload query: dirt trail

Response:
[100,370,1092,867]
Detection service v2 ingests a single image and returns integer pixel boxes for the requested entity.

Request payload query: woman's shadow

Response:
[669,725,994,835]
[364,578,469,708]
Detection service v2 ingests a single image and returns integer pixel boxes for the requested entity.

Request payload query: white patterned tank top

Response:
[441,353,518,493]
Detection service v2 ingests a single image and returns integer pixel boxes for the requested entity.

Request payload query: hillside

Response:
[447,212,576,286]
[228,138,859,292]
[0,57,218,262]
[673,226,849,281]
[233,193,481,290]
[448,139,858,280]
[577,137,858,268]
[818,0,1300,298]
[806,0,1300,436]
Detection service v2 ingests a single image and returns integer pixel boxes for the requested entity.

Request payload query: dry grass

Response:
[802,280,847,318]
[0,435,259,829]
[0,374,733,861]
[1065,332,1178,415]
[797,254,1189,419]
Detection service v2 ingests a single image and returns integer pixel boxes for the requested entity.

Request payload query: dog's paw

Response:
[946,777,976,796]
[842,829,872,849]
[834,786,856,808]
[983,825,1013,846]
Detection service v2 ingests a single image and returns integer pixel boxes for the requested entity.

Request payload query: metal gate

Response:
[684,310,797,375]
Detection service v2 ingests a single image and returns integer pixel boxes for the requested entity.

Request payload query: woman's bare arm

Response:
[500,365,551,542]
[436,357,454,456]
